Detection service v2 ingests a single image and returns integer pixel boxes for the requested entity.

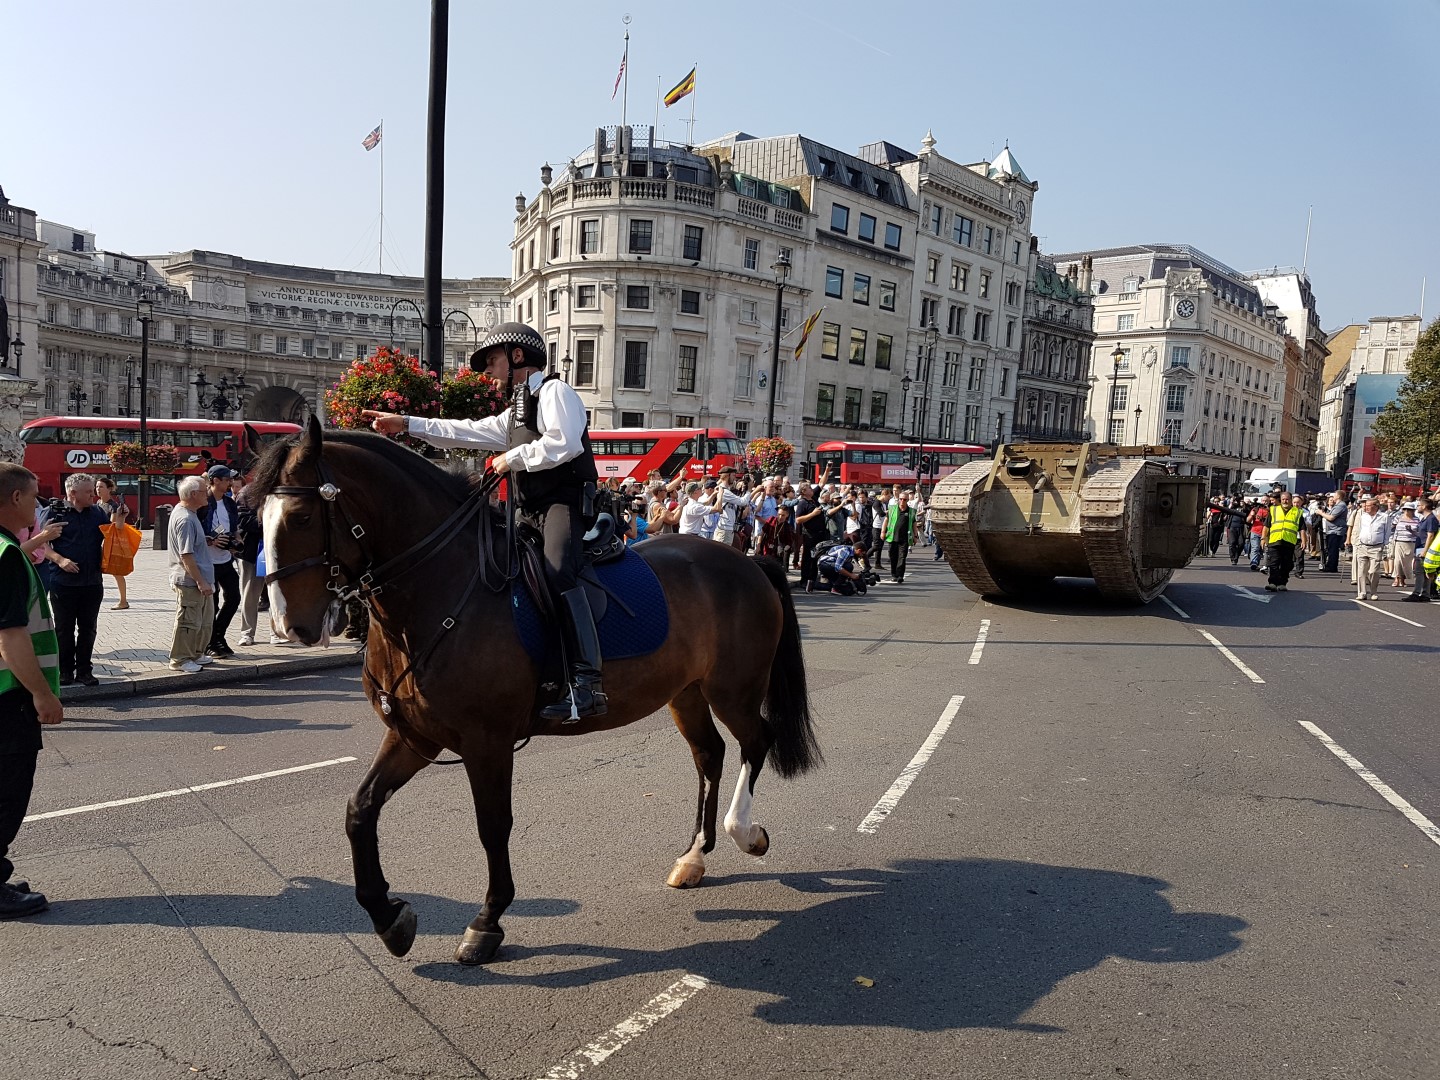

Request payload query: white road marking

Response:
[1158,595,1190,619]
[1352,598,1424,628]
[968,620,990,665]
[1298,721,1440,849]
[1194,629,1265,684]
[538,973,709,1079]
[24,757,358,822]
[1230,585,1272,604]
[858,695,963,834]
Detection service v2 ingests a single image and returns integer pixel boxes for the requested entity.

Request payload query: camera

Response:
[44,497,73,516]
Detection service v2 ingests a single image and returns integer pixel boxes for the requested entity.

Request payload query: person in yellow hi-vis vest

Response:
[0,463,63,919]
[1264,491,1305,592]
[1411,527,1440,604]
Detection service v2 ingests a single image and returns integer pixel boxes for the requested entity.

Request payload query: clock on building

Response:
[1014,199,1027,223]
[1175,298,1196,319]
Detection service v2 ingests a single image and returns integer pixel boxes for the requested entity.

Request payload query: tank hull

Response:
[931,443,1206,604]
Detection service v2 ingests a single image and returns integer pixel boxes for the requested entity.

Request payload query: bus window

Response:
[20,426,59,444]
[655,438,696,479]
[882,451,906,464]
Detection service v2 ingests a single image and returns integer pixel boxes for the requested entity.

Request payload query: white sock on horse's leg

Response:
[723,761,764,853]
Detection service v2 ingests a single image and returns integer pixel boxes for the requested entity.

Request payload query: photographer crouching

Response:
[35,473,128,687]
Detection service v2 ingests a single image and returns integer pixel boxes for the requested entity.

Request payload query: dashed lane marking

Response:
[1299,721,1440,849]
[24,757,359,822]
[1352,598,1425,628]
[858,695,963,834]
[1194,628,1265,684]
[538,973,709,1079]
[968,620,990,665]
[1159,595,1190,619]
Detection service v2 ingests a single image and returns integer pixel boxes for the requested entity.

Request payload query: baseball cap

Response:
[703,478,718,488]
[206,465,233,479]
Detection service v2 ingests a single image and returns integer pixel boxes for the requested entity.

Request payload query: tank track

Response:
[931,461,1012,597]
[1078,458,1173,604]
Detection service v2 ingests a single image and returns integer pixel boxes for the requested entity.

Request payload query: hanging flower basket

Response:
[107,442,180,474]
[746,436,795,479]
[440,367,507,422]
[323,346,444,450]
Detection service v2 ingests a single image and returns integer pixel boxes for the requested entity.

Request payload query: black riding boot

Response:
[540,588,607,723]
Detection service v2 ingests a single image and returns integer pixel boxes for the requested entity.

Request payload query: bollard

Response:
[151,504,172,550]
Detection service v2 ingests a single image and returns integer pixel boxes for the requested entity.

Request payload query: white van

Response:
[1240,468,1335,501]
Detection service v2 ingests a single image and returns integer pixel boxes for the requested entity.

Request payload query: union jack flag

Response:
[362,123,382,151]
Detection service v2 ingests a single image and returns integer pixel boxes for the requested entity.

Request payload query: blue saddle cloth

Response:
[512,545,669,664]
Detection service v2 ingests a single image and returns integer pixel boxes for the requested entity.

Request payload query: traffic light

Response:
[920,454,933,474]
[906,448,919,470]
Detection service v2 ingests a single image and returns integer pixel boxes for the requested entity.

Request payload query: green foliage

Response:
[1371,319,1440,469]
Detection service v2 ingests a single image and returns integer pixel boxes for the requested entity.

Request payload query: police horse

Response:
[251,418,819,964]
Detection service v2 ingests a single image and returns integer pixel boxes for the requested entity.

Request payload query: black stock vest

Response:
[506,373,598,510]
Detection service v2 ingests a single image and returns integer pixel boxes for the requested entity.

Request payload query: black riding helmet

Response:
[470,322,547,373]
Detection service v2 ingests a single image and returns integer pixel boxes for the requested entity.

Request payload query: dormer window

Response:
[739,177,758,198]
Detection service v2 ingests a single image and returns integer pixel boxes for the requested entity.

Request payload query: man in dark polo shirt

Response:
[0,462,64,919]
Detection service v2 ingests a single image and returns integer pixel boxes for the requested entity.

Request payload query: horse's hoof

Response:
[455,927,504,965]
[378,901,417,957]
[747,826,770,858]
[666,861,706,889]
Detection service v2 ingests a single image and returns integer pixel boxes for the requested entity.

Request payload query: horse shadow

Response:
[38,859,1244,1033]
[414,857,1247,1033]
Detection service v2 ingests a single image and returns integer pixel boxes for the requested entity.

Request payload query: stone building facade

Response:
[1015,246,1095,440]
[1248,269,1326,469]
[1054,244,1289,493]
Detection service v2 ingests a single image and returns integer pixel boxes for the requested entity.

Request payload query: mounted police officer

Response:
[361,322,606,722]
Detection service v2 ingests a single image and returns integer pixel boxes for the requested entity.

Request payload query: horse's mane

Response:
[247,428,474,504]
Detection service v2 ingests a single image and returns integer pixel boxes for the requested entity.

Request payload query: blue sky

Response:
[6,0,1436,329]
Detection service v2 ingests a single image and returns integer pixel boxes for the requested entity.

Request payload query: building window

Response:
[622,341,648,388]
[821,323,840,361]
[679,290,701,315]
[884,222,902,250]
[852,273,870,305]
[982,226,994,254]
[939,400,957,440]
[849,328,867,365]
[677,345,698,392]
[1005,281,1021,306]
[1110,384,1129,411]
[967,354,987,392]
[1005,320,1016,348]
[70,309,82,327]
[979,272,991,299]
[869,391,888,428]
[212,329,225,348]
[926,255,939,284]
[576,284,598,308]
[625,285,651,310]
[1108,418,1125,442]
[1012,240,1023,264]
[276,336,288,354]
[1115,348,1131,371]
[844,387,863,425]
[874,334,893,371]
[964,404,980,442]
[91,356,104,375]
[816,383,835,422]
[952,216,973,247]
[1121,277,1140,296]
[942,354,959,387]
[999,367,1010,396]
[858,214,876,243]
[920,298,940,328]
[46,304,57,324]
[947,304,964,337]
[1171,346,1191,369]
[579,219,600,254]
[93,312,107,333]
[741,298,759,324]
[1118,313,1135,331]
[683,225,704,261]
[676,414,695,428]
[743,237,759,270]
[879,280,896,311]
[575,340,596,386]
[620,411,645,428]
[929,204,943,235]
[735,352,754,399]
[548,288,559,313]
[825,266,844,298]
[830,204,850,234]
[735,420,749,441]
[628,220,653,254]
[1166,384,1187,412]
[972,312,990,342]
[1164,419,1183,444]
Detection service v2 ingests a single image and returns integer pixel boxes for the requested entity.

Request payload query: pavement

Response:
[55,532,361,703]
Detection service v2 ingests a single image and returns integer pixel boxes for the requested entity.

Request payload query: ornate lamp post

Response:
[1109,343,1125,443]
[1133,404,1143,446]
[124,356,136,417]
[68,385,88,415]
[765,251,791,438]
[562,353,573,385]
[442,307,480,367]
[388,298,426,356]
[137,297,153,524]
[1236,415,1248,494]
[193,371,248,420]
[914,320,939,490]
[900,371,913,440]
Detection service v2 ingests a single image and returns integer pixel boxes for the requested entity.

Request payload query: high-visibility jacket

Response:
[1267,506,1303,546]
[1423,531,1440,575]
[0,531,61,697]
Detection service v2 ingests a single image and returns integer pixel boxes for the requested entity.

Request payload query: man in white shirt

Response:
[362,322,607,722]
[677,482,716,535]
[1353,496,1392,602]
[711,468,750,546]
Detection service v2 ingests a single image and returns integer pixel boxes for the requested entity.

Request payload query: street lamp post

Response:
[441,308,481,367]
[1236,416,1247,494]
[900,371,913,441]
[388,298,426,357]
[765,251,791,438]
[137,297,153,525]
[68,385,88,415]
[124,357,135,417]
[1133,405,1143,446]
[4,331,23,377]
[1109,344,1125,443]
[561,354,573,385]
[193,371,248,420]
[914,320,939,492]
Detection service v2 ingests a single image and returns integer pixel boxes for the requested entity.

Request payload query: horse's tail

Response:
[753,556,822,778]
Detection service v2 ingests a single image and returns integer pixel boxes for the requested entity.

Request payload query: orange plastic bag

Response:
[100,522,144,577]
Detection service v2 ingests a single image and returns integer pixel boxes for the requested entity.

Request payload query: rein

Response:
[267,459,522,765]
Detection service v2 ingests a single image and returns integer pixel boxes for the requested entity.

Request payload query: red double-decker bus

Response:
[20,416,300,505]
[811,440,989,487]
[1342,467,1423,501]
[589,427,745,481]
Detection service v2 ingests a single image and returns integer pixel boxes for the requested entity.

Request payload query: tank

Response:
[930,442,1208,604]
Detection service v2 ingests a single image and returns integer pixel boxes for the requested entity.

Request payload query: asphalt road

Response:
[4,553,1438,1080]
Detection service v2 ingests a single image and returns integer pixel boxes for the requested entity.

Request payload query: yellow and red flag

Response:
[794,308,824,359]
[664,67,696,108]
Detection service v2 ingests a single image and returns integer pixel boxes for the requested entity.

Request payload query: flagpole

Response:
[653,76,661,145]
[620,17,630,130]
[379,118,385,274]
[686,63,697,145]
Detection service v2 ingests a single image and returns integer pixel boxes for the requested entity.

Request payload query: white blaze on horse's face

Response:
[262,494,294,641]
